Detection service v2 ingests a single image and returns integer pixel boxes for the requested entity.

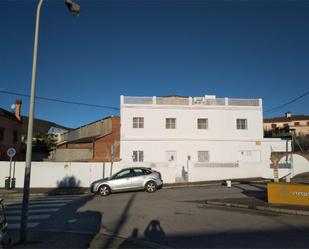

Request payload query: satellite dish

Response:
[11,104,16,110]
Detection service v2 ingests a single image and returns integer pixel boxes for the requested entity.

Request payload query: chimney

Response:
[15,99,22,121]
[285,112,292,118]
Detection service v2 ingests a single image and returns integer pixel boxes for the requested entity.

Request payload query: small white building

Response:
[120,95,290,182]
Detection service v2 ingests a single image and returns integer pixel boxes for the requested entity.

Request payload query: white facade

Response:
[120,95,290,182]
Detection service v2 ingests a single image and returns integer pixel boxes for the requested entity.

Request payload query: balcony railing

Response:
[122,96,261,107]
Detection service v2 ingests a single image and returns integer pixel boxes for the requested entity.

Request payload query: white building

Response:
[120,95,290,182]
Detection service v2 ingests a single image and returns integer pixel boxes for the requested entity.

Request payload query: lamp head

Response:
[65,0,80,16]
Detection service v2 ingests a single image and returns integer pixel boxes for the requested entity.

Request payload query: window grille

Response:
[197,119,208,129]
[133,117,144,128]
[236,119,247,129]
[198,151,209,162]
[133,150,144,162]
[166,118,176,129]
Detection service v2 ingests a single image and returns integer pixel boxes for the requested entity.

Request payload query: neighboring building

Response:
[52,116,120,162]
[48,126,69,144]
[120,95,288,181]
[21,116,71,161]
[0,100,23,160]
[264,112,309,137]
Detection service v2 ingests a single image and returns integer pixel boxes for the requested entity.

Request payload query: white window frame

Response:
[236,119,247,130]
[166,118,176,129]
[197,118,208,129]
[198,151,210,162]
[132,150,144,162]
[133,117,144,128]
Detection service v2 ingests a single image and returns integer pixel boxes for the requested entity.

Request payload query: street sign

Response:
[111,143,115,158]
[6,148,16,158]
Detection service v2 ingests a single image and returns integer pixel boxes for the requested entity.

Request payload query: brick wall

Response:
[92,116,120,162]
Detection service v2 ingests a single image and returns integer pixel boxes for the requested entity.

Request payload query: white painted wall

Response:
[0,153,307,188]
[121,106,264,142]
[120,95,265,168]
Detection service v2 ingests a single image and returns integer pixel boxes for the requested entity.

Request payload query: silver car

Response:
[90,167,163,196]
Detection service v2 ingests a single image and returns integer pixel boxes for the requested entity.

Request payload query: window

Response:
[132,150,144,162]
[271,124,277,128]
[166,118,176,129]
[133,117,144,128]
[13,131,18,144]
[236,119,247,129]
[197,119,208,129]
[133,168,145,176]
[166,151,177,161]
[198,151,209,162]
[283,123,289,127]
[0,127,4,141]
[294,122,300,126]
[114,169,133,179]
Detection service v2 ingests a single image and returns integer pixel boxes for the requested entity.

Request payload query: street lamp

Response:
[20,0,80,242]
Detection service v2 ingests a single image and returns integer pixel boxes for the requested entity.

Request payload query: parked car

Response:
[90,167,163,196]
[0,199,8,248]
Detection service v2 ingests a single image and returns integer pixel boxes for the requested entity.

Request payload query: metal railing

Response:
[123,96,153,105]
[156,97,189,105]
[194,162,239,167]
[228,98,260,106]
[122,96,260,107]
[194,98,225,106]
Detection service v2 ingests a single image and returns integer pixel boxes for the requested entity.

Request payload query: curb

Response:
[0,183,222,197]
[203,200,309,216]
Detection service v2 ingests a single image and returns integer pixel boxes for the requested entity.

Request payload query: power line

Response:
[265,90,309,113]
[0,90,120,111]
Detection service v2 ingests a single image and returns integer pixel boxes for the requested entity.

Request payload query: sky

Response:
[0,0,308,129]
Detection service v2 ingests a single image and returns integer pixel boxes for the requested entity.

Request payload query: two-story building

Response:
[0,100,23,160]
[120,95,288,181]
[264,112,309,137]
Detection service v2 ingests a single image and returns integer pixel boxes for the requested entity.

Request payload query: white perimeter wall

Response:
[0,148,307,188]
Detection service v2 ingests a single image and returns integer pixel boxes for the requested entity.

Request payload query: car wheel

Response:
[98,185,111,196]
[145,181,157,193]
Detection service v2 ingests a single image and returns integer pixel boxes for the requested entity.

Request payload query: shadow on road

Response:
[5,193,101,249]
[47,176,85,195]
[232,183,267,202]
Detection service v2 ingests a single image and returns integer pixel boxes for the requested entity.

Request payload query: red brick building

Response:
[53,116,120,162]
[0,100,23,160]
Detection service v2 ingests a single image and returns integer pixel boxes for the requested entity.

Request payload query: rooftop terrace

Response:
[121,95,262,107]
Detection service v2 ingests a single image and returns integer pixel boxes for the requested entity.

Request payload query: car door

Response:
[109,169,133,191]
[131,168,147,189]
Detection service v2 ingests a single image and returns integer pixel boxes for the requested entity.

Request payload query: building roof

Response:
[0,107,21,123]
[264,115,309,123]
[22,116,72,137]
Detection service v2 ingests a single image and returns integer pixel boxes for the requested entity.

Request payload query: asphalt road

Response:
[3,184,309,248]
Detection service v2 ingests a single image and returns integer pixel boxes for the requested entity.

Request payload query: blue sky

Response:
[0,0,308,128]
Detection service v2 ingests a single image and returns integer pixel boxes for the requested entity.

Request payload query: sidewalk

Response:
[203,190,309,216]
[0,178,268,197]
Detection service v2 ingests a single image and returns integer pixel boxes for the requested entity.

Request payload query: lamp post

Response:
[20,0,80,242]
